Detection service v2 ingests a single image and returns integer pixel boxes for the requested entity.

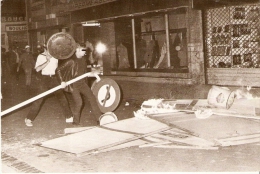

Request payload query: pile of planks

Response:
[38,98,260,156]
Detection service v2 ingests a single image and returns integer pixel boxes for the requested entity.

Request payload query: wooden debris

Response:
[77,127,172,157]
[216,133,260,146]
[64,126,95,134]
[139,141,171,148]
[154,144,219,150]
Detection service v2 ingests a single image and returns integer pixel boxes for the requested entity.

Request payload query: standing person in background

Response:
[56,43,102,126]
[24,45,73,127]
[17,45,35,86]
[7,46,20,80]
[85,39,95,66]
[1,47,8,82]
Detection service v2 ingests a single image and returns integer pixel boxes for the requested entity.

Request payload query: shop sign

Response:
[6,25,28,32]
[1,16,25,22]
[69,0,117,11]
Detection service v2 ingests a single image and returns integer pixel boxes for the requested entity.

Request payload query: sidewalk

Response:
[1,163,19,173]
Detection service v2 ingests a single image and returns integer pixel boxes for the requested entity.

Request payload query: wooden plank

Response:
[41,127,136,154]
[77,127,172,157]
[139,141,171,148]
[142,136,167,143]
[102,117,170,134]
[151,133,216,147]
[64,126,95,134]
[168,115,260,141]
[216,133,260,141]
[147,114,200,137]
[99,139,147,153]
[214,113,260,120]
[39,118,172,157]
[148,112,192,117]
[217,137,260,146]
[154,144,219,150]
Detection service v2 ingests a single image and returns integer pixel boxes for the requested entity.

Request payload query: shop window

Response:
[114,19,133,70]
[113,10,189,73]
[205,4,260,68]
[138,15,165,69]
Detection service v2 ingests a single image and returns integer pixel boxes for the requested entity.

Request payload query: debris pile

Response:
[38,85,260,156]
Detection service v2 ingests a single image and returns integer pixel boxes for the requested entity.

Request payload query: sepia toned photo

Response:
[1,0,260,173]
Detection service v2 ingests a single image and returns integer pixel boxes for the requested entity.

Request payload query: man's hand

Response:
[17,67,19,72]
[93,72,101,82]
[60,82,67,88]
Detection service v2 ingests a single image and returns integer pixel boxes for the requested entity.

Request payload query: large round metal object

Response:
[91,78,121,113]
[99,112,118,125]
[47,32,76,59]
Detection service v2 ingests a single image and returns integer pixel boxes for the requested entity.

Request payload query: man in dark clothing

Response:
[7,46,20,80]
[17,45,35,86]
[56,44,102,125]
[24,46,73,127]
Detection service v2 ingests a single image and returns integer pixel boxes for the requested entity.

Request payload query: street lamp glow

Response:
[96,42,106,54]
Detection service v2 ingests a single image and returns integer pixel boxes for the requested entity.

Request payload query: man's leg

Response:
[26,97,44,121]
[24,69,31,86]
[54,89,74,119]
[70,88,82,124]
[50,77,73,120]
[80,83,102,121]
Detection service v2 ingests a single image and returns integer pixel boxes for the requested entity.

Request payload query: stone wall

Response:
[100,22,116,75]
[187,8,205,84]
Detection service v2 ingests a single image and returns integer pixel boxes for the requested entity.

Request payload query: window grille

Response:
[205,4,260,68]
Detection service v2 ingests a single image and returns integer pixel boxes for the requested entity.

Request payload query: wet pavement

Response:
[1,72,260,172]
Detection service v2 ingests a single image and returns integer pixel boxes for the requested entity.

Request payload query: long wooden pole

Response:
[0,72,100,116]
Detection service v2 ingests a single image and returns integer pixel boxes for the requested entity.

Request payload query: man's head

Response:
[75,43,86,58]
[25,45,30,52]
[37,44,46,53]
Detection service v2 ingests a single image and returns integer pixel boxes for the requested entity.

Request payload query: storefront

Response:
[68,0,205,85]
[26,0,205,85]
[1,15,28,52]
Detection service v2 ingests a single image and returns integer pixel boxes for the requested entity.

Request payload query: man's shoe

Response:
[72,122,81,127]
[25,118,33,127]
[66,117,73,123]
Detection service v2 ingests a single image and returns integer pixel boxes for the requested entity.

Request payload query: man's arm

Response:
[35,54,51,72]
[56,59,74,82]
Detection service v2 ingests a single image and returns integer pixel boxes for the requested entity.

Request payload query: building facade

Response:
[24,0,260,86]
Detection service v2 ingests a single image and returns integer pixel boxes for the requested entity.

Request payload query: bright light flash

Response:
[96,42,106,54]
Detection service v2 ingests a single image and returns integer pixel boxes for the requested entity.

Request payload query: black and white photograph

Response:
[1,0,260,173]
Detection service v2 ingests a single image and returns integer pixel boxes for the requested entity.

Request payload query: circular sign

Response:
[47,32,76,59]
[91,78,121,113]
[99,112,118,125]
